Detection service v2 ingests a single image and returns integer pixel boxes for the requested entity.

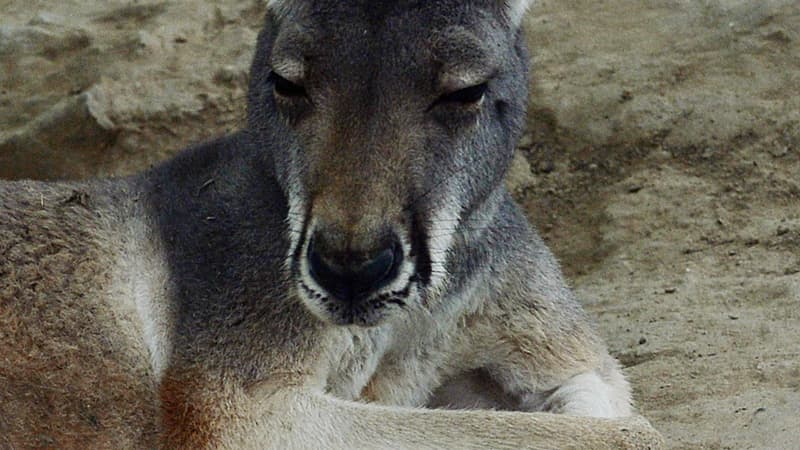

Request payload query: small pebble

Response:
[538,160,555,173]
[768,146,789,158]
[620,90,633,102]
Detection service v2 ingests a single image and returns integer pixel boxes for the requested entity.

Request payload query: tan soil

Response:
[1,1,798,448]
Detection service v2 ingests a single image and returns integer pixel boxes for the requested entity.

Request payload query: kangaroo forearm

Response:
[219,390,664,450]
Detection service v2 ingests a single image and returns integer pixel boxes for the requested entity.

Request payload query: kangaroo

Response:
[0,0,664,448]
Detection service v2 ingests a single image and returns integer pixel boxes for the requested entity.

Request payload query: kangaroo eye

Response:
[438,82,488,105]
[269,71,307,98]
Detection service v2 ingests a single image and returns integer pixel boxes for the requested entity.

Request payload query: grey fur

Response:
[0,1,663,448]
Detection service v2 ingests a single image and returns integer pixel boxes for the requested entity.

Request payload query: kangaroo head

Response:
[248,0,533,326]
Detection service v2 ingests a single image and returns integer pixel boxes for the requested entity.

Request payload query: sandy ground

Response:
[1,1,799,448]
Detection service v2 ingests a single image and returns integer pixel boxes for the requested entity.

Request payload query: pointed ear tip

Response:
[503,0,537,8]
[504,0,537,26]
[267,0,291,17]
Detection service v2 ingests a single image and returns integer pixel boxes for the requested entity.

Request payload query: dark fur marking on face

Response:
[290,203,314,281]
[410,214,432,287]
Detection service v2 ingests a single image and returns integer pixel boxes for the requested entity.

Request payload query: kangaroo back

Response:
[0,182,159,448]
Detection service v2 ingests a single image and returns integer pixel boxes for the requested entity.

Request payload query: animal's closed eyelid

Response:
[269,72,308,98]
[438,69,493,92]
[436,63,499,99]
[438,83,489,104]
[269,58,306,82]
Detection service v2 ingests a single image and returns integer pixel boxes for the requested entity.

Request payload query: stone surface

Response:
[0,85,116,179]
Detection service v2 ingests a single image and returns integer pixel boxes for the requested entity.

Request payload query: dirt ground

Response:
[1,1,798,448]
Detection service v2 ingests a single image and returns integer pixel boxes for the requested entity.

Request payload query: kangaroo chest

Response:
[322,309,474,407]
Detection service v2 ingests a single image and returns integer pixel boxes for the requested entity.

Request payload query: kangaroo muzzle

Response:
[294,210,417,327]
[306,230,404,303]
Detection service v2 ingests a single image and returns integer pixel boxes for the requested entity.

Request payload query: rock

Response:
[0,85,117,180]
[0,24,91,58]
[538,160,556,174]
[135,30,163,54]
[524,0,800,152]
[505,152,538,193]
[768,146,789,158]
[213,64,249,88]
[517,133,534,149]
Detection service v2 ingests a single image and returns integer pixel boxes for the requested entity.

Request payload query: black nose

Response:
[307,236,403,301]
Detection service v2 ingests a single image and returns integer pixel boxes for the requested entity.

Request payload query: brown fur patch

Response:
[0,182,159,448]
[159,368,230,449]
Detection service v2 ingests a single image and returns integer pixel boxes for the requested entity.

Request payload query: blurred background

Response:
[1,1,798,447]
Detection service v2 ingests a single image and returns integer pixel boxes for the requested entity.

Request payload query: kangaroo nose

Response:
[307,236,402,301]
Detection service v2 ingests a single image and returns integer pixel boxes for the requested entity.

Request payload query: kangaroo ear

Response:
[267,0,291,16]
[501,0,536,27]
